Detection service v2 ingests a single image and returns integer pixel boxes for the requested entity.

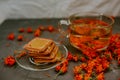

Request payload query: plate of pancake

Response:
[14,37,68,71]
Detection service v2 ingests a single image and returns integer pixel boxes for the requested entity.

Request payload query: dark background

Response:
[0,17,120,80]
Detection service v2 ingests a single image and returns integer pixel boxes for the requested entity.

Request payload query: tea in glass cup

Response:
[58,12,114,51]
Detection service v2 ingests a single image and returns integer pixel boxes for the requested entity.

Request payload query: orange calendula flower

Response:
[80,63,87,69]
[109,34,119,44]
[96,72,104,80]
[104,51,113,60]
[73,66,82,75]
[67,52,73,61]
[116,40,120,48]
[59,64,68,74]
[84,73,91,80]
[96,64,103,73]
[34,29,41,37]
[62,59,69,66]
[115,49,120,55]
[55,65,61,72]
[102,60,110,70]
[47,25,54,32]
[74,74,83,80]
[7,33,15,40]
[27,27,33,33]
[79,56,87,62]
[17,35,23,41]
[72,55,79,62]
[4,56,16,66]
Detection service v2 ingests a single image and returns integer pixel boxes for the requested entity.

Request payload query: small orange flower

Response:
[4,56,16,66]
[115,49,120,55]
[96,64,103,73]
[27,27,33,33]
[47,25,54,32]
[80,63,87,69]
[62,59,68,66]
[72,55,78,62]
[55,65,61,72]
[79,56,87,62]
[73,66,82,74]
[84,73,91,80]
[59,64,67,74]
[116,40,120,48]
[102,60,110,70]
[7,33,15,40]
[17,35,23,41]
[96,72,104,80]
[74,74,83,80]
[67,52,73,61]
[34,29,41,37]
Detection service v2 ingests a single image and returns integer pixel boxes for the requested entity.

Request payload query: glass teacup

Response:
[58,12,114,51]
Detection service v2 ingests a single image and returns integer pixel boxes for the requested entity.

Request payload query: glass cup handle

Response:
[58,20,70,38]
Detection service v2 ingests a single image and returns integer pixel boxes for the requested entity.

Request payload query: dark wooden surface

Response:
[0,18,120,80]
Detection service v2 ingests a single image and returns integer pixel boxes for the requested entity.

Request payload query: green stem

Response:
[54,71,62,80]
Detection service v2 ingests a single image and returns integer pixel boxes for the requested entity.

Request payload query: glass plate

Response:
[14,42,68,71]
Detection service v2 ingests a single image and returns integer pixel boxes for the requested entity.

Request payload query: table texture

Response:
[0,17,120,80]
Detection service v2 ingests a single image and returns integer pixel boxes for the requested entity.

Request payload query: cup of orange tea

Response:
[58,12,114,51]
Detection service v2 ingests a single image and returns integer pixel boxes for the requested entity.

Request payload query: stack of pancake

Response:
[23,37,60,64]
